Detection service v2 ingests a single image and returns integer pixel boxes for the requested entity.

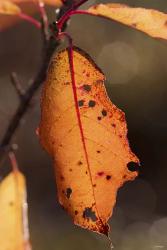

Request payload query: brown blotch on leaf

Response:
[111,123,116,128]
[97,150,101,153]
[83,207,97,221]
[97,116,102,120]
[93,184,96,187]
[75,210,78,215]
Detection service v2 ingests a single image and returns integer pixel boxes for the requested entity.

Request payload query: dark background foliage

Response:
[0,0,167,249]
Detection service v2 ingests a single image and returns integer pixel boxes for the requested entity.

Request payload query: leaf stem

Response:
[57,0,89,31]
[18,13,41,29]
[8,151,19,172]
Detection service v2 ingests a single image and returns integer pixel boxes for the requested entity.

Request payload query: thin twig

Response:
[10,72,25,100]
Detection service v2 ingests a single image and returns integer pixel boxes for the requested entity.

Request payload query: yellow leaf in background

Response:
[0,0,63,31]
[4,0,63,8]
[39,47,139,235]
[0,1,21,15]
[0,171,31,250]
[88,3,167,40]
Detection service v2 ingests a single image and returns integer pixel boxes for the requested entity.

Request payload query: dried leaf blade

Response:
[0,1,21,15]
[39,46,139,235]
[88,3,167,40]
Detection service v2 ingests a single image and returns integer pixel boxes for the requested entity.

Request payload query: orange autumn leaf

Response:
[0,170,31,250]
[0,1,21,15]
[88,3,167,40]
[38,47,139,235]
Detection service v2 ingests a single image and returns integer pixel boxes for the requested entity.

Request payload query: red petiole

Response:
[18,13,41,29]
[57,0,95,32]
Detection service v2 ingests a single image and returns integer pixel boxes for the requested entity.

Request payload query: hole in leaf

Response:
[88,100,96,107]
[127,162,140,172]
[83,207,97,221]
[66,188,72,198]
[78,100,84,107]
[83,84,91,92]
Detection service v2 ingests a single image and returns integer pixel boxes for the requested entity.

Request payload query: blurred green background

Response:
[1,0,167,249]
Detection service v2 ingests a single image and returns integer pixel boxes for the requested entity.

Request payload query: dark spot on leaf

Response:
[97,150,100,153]
[85,171,88,174]
[83,84,91,92]
[60,175,64,181]
[101,109,107,116]
[93,184,96,187]
[75,210,78,215]
[97,116,102,120]
[111,123,116,127]
[132,23,137,27]
[97,172,104,176]
[64,81,70,85]
[9,201,14,206]
[78,100,84,107]
[86,72,90,77]
[119,113,125,122]
[106,175,111,180]
[88,100,96,107]
[78,161,83,166]
[66,188,72,198]
[69,168,72,172]
[83,207,97,221]
[127,162,140,172]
